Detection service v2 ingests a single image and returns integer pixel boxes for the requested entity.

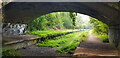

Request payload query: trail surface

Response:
[74,31,119,57]
[18,32,80,56]
[18,45,71,56]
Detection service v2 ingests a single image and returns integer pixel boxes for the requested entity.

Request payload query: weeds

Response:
[27,30,73,38]
[92,31,109,43]
[37,31,88,54]
[2,49,21,56]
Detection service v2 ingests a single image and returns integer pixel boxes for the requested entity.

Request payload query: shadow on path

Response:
[73,31,119,57]
[18,45,71,56]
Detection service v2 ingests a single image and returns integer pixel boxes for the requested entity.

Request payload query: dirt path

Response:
[18,45,71,56]
[73,31,119,57]
[17,32,80,56]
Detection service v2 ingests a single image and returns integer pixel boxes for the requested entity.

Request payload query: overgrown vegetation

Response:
[27,12,91,32]
[27,12,77,31]
[26,12,92,54]
[2,49,21,56]
[26,12,109,54]
[37,31,89,54]
[97,34,108,42]
[89,17,109,42]
[56,31,88,54]
[27,30,73,38]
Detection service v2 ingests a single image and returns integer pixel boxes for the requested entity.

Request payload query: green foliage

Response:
[27,12,91,31]
[89,17,108,34]
[27,30,72,38]
[56,31,88,54]
[36,31,88,54]
[28,15,48,31]
[37,32,79,47]
[56,43,78,54]
[96,34,109,43]
[69,12,77,26]
[2,49,21,56]
[89,17,109,43]
[61,12,74,29]
[28,12,77,31]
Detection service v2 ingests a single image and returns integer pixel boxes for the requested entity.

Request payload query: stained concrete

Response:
[109,25,120,49]
[2,2,120,25]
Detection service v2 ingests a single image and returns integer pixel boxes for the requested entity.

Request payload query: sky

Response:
[76,13,92,27]
[77,13,90,22]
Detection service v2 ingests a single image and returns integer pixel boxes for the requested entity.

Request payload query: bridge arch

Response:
[2,2,120,49]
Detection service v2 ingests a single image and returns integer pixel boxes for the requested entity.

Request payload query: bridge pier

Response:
[108,25,120,49]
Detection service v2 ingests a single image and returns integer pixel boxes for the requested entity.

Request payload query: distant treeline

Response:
[27,12,77,31]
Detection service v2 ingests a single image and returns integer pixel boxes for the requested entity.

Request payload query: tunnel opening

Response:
[2,2,119,57]
[3,12,116,56]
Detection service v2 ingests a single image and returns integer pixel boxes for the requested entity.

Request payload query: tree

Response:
[89,17,108,34]
[27,12,83,31]
[69,12,77,26]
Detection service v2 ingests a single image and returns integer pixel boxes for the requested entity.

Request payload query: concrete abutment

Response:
[109,25,120,49]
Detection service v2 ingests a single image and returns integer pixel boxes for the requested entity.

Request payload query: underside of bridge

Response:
[2,2,120,49]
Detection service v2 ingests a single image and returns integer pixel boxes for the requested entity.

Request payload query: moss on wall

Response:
[117,42,120,49]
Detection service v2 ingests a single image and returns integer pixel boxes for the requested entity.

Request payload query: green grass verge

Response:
[92,30,109,43]
[97,34,109,43]
[37,31,89,54]
[56,31,89,54]
[27,30,73,38]
[37,32,80,47]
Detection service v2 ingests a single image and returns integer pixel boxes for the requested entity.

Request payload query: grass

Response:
[37,31,89,54]
[37,32,80,47]
[97,34,109,43]
[56,31,89,54]
[27,30,73,38]
[92,30,109,43]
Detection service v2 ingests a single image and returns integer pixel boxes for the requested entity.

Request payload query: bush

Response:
[98,34,109,43]
[93,31,109,43]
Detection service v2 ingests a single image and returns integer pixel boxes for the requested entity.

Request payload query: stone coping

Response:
[3,37,41,46]
[4,37,41,45]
